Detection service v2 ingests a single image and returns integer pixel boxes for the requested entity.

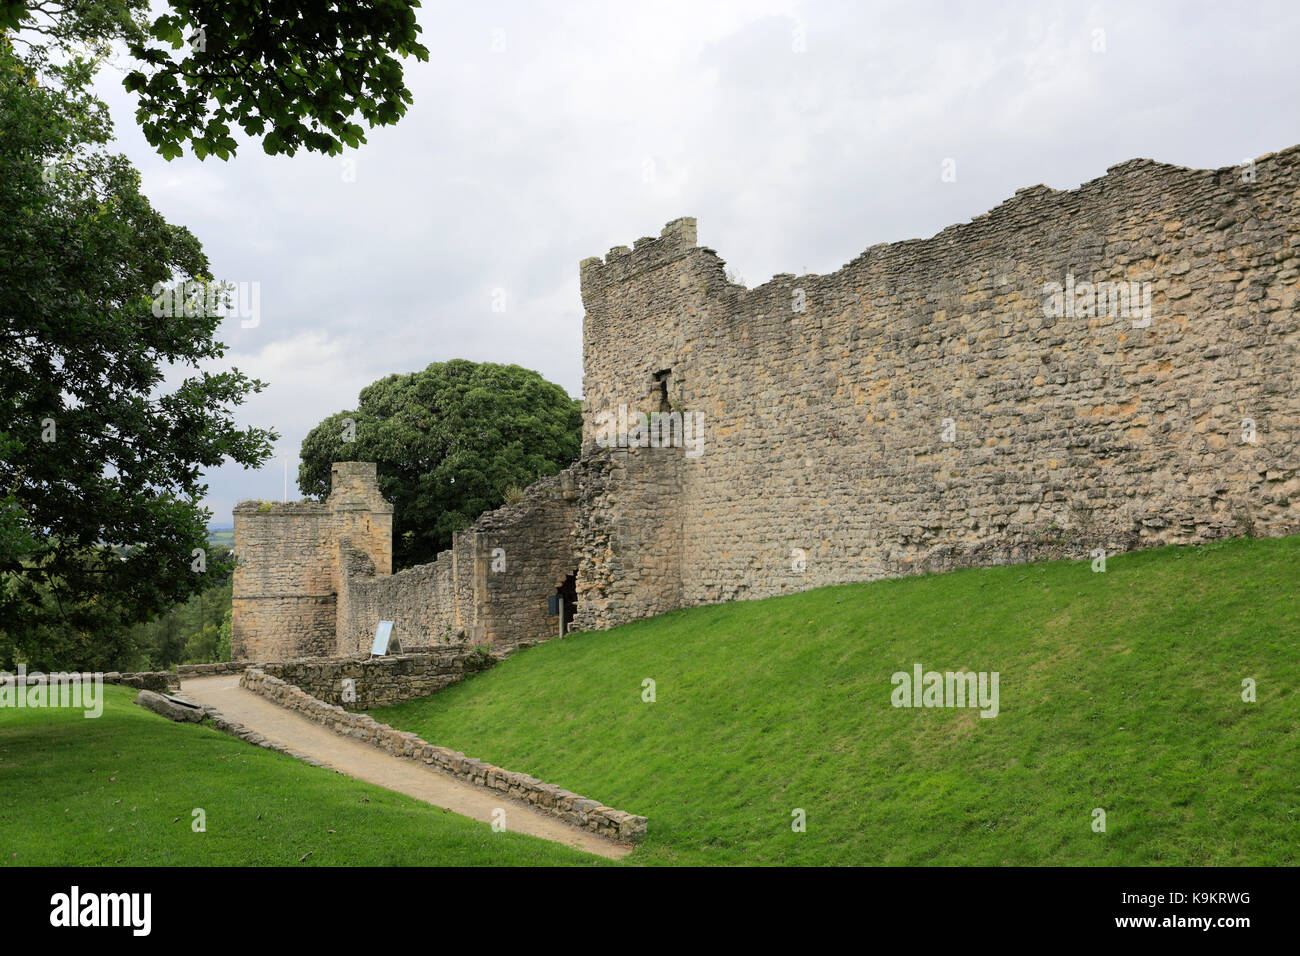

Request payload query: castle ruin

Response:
[233,146,1300,661]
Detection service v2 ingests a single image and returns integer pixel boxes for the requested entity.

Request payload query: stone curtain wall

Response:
[256,648,492,710]
[577,148,1300,623]
[232,463,393,660]
[233,147,1299,651]
[337,550,458,653]
[337,471,581,651]
[570,450,684,633]
[468,471,580,646]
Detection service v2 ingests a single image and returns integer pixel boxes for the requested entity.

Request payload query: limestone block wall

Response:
[577,148,1300,623]
[452,530,481,639]
[233,462,393,660]
[231,502,336,660]
[570,449,683,633]
[234,146,1299,650]
[256,649,493,710]
[336,546,458,654]
[337,470,581,651]
[468,471,580,646]
[327,462,393,588]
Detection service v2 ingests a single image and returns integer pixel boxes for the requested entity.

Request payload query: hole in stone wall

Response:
[558,573,577,633]
[652,369,672,412]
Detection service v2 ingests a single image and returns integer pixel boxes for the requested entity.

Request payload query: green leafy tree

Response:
[0,41,275,668]
[299,360,582,569]
[3,0,428,158]
[126,547,233,669]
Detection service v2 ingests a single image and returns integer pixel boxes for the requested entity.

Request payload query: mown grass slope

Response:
[374,535,1300,866]
[0,686,604,866]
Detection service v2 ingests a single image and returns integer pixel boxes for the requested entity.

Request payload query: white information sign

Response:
[370,620,395,656]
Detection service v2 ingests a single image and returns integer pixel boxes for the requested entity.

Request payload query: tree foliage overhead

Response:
[3,0,429,159]
[0,40,276,665]
[299,360,583,569]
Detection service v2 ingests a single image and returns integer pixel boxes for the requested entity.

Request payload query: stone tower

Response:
[231,462,393,660]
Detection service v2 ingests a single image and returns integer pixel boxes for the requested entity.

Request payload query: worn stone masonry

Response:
[257,648,496,711]
[335,470,580,654]
[176,661,261,678]
[3,670,178,692]
[234,146,1300,657]
[232,462,391,660]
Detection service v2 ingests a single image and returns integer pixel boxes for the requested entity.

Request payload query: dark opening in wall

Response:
[652,369,672,411]
[559,572,577,634]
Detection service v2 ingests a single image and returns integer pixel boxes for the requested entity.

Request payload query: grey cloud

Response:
[90,0,1300,522]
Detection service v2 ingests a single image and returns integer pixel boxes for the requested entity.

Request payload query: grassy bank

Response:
[373,535,1300,865]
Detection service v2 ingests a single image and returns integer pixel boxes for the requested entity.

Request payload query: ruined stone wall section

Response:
[578,149,1300,622]
[256,648,493,710]
[231,502,336,660]
[470,471,581,647]
[326,462,393,587]
[334,470,582,651]
[337,547,458,654]
[232,462,394,660]
[579,216,708,457]
[570,449,683,633]
[236,147,1300,649]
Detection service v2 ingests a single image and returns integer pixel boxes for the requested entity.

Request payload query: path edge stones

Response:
[227,667,647,844]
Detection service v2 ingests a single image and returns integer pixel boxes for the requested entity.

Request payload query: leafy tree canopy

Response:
[2,0,429,158]
[0,39,276,666]
[299,360,582,569]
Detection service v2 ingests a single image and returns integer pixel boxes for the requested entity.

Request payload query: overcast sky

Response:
[91,0,1299,524]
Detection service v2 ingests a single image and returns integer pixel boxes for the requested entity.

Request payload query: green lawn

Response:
[4,536,1296,867]
[0,685,603,866]
[372,535,1300,866]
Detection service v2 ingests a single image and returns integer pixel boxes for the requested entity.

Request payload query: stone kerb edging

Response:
[6,670,179,692]
[239,667,647,844]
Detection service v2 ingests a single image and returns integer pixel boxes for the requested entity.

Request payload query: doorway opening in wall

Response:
[558,573,577,636]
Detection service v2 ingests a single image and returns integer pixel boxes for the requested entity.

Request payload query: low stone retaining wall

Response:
[256,648,497,710]
[176,661,260,677]
[113,671,178,691]
[2,670,178,692]
[239,667,647,843]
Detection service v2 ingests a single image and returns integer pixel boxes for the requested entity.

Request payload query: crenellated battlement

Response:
[327,461,393,514]
[579,216,701,295]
